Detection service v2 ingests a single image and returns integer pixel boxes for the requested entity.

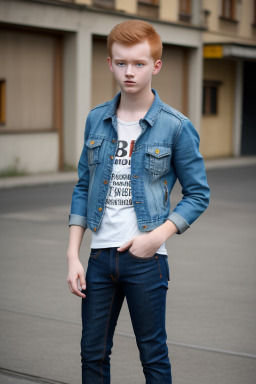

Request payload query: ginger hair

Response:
[107,20,163,62]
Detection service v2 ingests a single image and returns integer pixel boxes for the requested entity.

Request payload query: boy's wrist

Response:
[67,249,80,261]
[149,220,178,244]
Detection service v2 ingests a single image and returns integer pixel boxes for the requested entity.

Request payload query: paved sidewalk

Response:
[0,370,66,384]
[0,156,256,190]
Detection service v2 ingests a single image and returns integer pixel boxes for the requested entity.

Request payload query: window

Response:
[203,81,221,115]
[93,0,114,8]
[179,0,192,22]
[0,80,6,125]
[139,0,159,4]
[221,0,236,20]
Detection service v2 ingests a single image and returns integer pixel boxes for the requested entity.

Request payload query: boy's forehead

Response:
[111,40,152,60]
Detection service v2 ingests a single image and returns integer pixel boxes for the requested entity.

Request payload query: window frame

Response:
[220,0,237,22]
[202,80,222,116]
[179,0,192,23]
[0,80,6,125]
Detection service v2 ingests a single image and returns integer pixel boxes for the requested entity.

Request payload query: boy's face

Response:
[107,40,161,95]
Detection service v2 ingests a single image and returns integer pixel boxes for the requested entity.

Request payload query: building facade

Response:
[0,0,255,174]
[201,0,256,158]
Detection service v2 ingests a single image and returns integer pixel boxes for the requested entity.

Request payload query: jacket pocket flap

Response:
[85,138,104,149]
[146,146,171,158]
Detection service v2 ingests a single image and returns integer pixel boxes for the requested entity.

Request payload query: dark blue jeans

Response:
[81,247,172,383]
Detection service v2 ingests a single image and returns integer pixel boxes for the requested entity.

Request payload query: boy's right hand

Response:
[67,256,86,298]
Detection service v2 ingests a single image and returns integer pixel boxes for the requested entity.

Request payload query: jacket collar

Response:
[103,89,162,127]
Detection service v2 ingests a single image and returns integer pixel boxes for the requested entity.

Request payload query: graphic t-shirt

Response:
[91,118,167,255]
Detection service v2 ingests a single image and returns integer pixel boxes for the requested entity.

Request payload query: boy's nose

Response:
[125,65,134,77]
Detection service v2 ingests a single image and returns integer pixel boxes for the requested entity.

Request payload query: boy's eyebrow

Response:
[113,59,148,62]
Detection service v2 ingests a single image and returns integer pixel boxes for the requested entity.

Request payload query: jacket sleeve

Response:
[167,119,210,234]
[68,114,91,229]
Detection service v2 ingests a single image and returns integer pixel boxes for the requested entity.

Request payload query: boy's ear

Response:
[107,57,114,72]
[152,60,162,75]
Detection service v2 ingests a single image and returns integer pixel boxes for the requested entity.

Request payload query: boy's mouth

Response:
[124,80,136,84]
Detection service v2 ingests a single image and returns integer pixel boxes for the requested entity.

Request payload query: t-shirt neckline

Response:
[117,117,140,126]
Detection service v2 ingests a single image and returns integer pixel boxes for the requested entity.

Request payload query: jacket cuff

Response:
[69,214,87,229]
[167,212,190,234]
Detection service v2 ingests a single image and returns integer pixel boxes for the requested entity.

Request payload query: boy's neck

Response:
[117,87,155,122]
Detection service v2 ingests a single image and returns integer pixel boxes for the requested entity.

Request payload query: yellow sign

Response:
[204,45,223,58]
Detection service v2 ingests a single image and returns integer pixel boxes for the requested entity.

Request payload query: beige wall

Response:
[203,0,256,44]
[91,36,118,108]
[0,29,55,130]
[115,0,136,14]
[160,0,179,22]
[0,132,59,173]
[152,44,187,114]
[200,59,236,158]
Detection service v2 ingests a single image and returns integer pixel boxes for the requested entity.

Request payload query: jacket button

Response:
[104,180,108,184]
[93,227,97,232]
[112,139,116,143]
[98,207,102,212]
[90,140,95,145]
[110,156,114,159]
[155,149,160,154]
[143,225,147,229]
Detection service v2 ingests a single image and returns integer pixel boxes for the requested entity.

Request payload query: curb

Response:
[0,157,256,190]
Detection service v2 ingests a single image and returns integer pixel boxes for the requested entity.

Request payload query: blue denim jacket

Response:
[69,89,210,234]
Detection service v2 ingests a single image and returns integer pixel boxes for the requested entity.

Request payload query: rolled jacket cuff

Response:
[167,212,190,234]
[69,214,87,229]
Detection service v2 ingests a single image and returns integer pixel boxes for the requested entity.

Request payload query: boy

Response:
[67,20,210,384]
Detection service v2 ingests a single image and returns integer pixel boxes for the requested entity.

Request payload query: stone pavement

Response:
[0,162,256,384]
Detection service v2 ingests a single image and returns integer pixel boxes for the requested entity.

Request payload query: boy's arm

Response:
[67,115,91,298]
[67,225,86,298]
[167,118,210,234]
[69,115,91,229]
[118,119,210,257]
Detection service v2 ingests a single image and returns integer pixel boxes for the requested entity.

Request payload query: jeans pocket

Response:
[90,248,102,259]
[127,248,157,261]
[163,255,170,281]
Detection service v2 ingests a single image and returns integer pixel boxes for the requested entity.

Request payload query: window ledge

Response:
[138,1,159,8]
[179,13,192,22]
[219,16,239,24]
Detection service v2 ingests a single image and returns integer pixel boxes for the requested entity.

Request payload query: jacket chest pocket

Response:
[145,146,171,175]
[86,138,104,165]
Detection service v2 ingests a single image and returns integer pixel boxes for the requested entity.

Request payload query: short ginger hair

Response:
[107,20,163,62]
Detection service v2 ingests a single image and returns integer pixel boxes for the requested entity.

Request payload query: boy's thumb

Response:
[80,275,86,290]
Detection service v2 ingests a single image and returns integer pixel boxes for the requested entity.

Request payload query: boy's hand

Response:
[67,256,86,298]
[117,220,178,258]
[117,232,163,258]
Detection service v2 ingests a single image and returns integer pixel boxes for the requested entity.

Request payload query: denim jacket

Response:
[69,89,210,234]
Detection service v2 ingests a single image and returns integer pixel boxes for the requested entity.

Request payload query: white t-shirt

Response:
[91,118,167,255]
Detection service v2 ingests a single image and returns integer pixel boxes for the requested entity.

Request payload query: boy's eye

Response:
[117,62,125,66]
[136,63,144,67]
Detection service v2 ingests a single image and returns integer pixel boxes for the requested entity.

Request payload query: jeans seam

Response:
[116,252,119,279]
[101,286,117,383]
[156,255,162,279]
